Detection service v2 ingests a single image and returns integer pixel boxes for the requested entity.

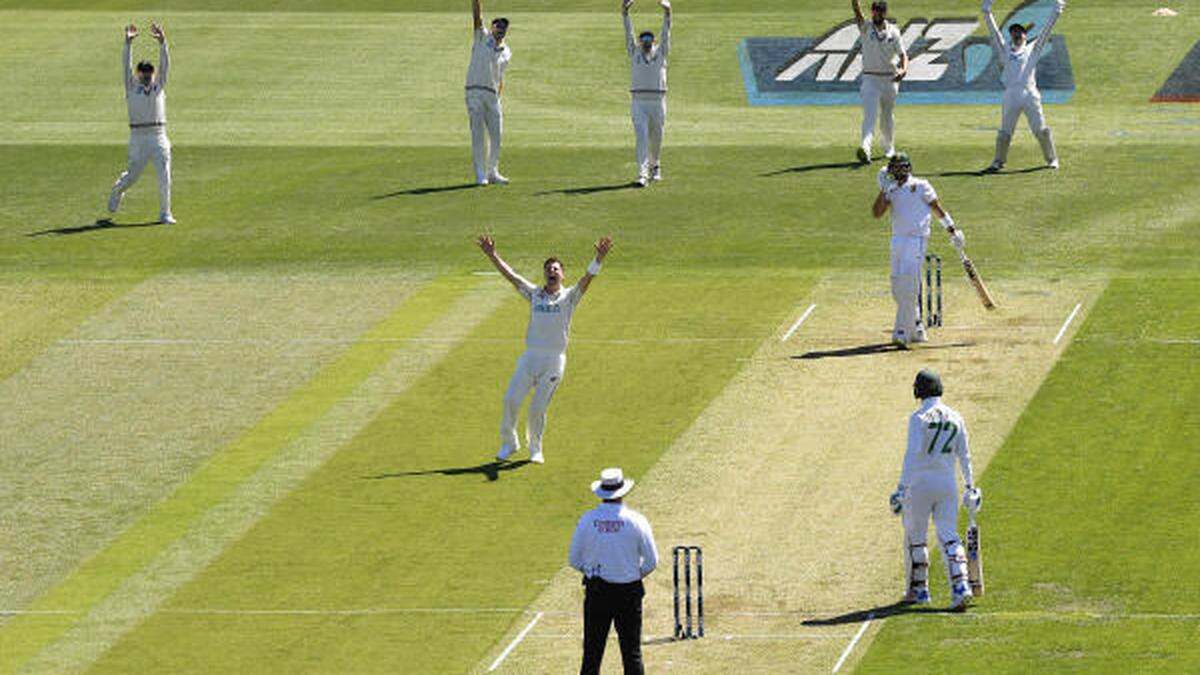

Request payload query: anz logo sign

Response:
[737,0,1074,106]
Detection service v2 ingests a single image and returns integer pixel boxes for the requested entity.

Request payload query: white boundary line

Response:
[1053,302,1083,345]
[782,304,817,342]
[830,612,873,674]
[488,611,544,672]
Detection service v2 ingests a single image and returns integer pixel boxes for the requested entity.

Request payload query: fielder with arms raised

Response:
[851,0,908,164]
[890,369,982,611]
[981,0,1065,172]
[622,0,671,187]
[478,235,613,463]
[466,0,511,186]
[873,152,963,346]
[107,23,174,224]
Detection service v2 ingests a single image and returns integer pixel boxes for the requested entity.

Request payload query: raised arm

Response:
[622,0,635,55]
[574,236,613,296]
[122,24,136,90]
[851,0,866,28]
[1032,0,1064,57]
[659,0,671,56]
[151,23,169,88]
[472,0,484,31]
[981,0,1006,56]
[478,235,536,295]
[872,190,891,218]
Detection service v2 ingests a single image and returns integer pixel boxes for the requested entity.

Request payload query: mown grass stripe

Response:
[0,275,479,673]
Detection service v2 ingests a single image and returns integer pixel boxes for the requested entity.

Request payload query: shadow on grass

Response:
[366,459,531,482]
[938,165,1052,177]
[535,182,642,196]
[761,160,869,177]
[802,601,964,626]
[371,183,480,199]
[793,341,976,360]
[28,219,163,237]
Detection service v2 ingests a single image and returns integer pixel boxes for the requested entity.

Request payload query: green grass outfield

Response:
[1,0,1197,673]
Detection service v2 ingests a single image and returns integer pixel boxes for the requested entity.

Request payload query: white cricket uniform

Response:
[882,175,937,343]
[858,20,905,156]
[569,502,659,583]
[897,396,974,597]
[985,8,1062,164]
[465,27,511,182]
[499,278,584,456]
[109,39,171,217]
[625,12,670,178]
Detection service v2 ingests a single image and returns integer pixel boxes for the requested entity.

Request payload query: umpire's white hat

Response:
[592,468,635,499]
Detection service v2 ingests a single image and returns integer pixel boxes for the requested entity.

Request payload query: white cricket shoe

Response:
[529,449,545,464]
[107,191,124,213]
[159,212,176,225]
[1048,159,1060,170]
[634,175,648,188]
[650,165,662,182]
[496,444,517,461]
[910,329,928,344]
[476,176,489,186]
[486,171,509,185]
[982,160,1003,174]
[901,588,931,605]
[856,147,871,164]
[950,582,973,612]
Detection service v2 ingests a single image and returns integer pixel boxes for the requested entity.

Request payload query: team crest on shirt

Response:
[737,0,1074,106]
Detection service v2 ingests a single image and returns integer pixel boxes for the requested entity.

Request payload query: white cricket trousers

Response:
[890,234,927,342]
[1000,87,1047,136]
[631,94,666,176]
[466,89,503,182]
[500,350,566,454]
[902,471,968,593]
[109,128,171,215]
[860,74,899,154]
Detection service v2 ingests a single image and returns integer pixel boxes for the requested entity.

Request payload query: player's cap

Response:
[639,31,655,41]
[888,151,912,168]
[492,17,509,29]
[914,369,944,399]
[871,1,888,12]
[592,468,635,500]
[136,60,155,72]
[1008,22,1034,34]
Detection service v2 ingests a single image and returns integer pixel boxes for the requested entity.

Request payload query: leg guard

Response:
[905,538,930,599]
[942,539,970,593]
[1037,127,1058,166]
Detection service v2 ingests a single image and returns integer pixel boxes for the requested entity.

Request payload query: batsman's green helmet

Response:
[913,368,943,399]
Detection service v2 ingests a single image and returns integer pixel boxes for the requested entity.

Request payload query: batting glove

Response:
[889,486,907,515]
[962,486,983,512]
[877,167,897,193]
[949,228,965,250]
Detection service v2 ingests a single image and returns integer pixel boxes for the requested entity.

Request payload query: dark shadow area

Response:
[535,182,641,196]
[366,459,531,482]
[938,165,1051,177]
[762,160,869,177]
[641,635,678,647]
[28,219,162,237]
[371,183,480,199]
[794,340,976,360]
[802,601,963,626]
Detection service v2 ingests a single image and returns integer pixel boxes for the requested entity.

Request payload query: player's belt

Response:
[465,85,498,94]
[130,122,166,128]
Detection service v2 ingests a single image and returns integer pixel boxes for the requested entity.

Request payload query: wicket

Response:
[672,545,704,639]
[920,253,943,328]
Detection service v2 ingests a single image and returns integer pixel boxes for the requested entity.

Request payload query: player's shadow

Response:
[793,341,976,360]
[27,219,162,237]
[366,459,531,482]
[535,182,642,196]
[802,601,963,626]
[938,165,1052,177]
[761,160,871,177]
[371,183,481,199]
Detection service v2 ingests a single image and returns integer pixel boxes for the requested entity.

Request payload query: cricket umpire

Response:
[569,468,659,675]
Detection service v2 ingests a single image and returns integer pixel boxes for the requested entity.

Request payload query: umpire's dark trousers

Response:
[580,576,645,675]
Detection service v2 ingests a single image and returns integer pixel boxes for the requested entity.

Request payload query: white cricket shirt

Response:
[985,9,1061,93]
[465,27,511,93]
[885,176,938,238]
[859,20,904,76]
[124,41,169,126]
[899,397,974,487]
[625,13,670,94]
[520,282,582,354]
[569,502,659,583]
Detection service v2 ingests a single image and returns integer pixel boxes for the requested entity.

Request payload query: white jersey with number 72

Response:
[900,397,974,486]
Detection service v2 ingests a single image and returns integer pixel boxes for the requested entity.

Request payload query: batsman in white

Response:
[873,153,963,346]
[851,0,909,164]
[478,235,613,464]
[107,23,174,225]
[981,0,1065,173]
[466,0,511,186]
[890,369,982,611]
[622,0,672,188]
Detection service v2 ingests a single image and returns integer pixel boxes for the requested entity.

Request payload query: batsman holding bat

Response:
[890,369,981,611]
[872,153,964,346]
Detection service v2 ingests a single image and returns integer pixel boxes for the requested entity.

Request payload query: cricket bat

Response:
[956,248,997,310]
[966,511,985,597]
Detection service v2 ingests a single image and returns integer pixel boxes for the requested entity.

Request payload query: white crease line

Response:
[831,611,873,674]
[58,337,755,346]
[488,611,544,672]
[530,633,842,641]
[1053,302,1083,345]
[782,304,817,342]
